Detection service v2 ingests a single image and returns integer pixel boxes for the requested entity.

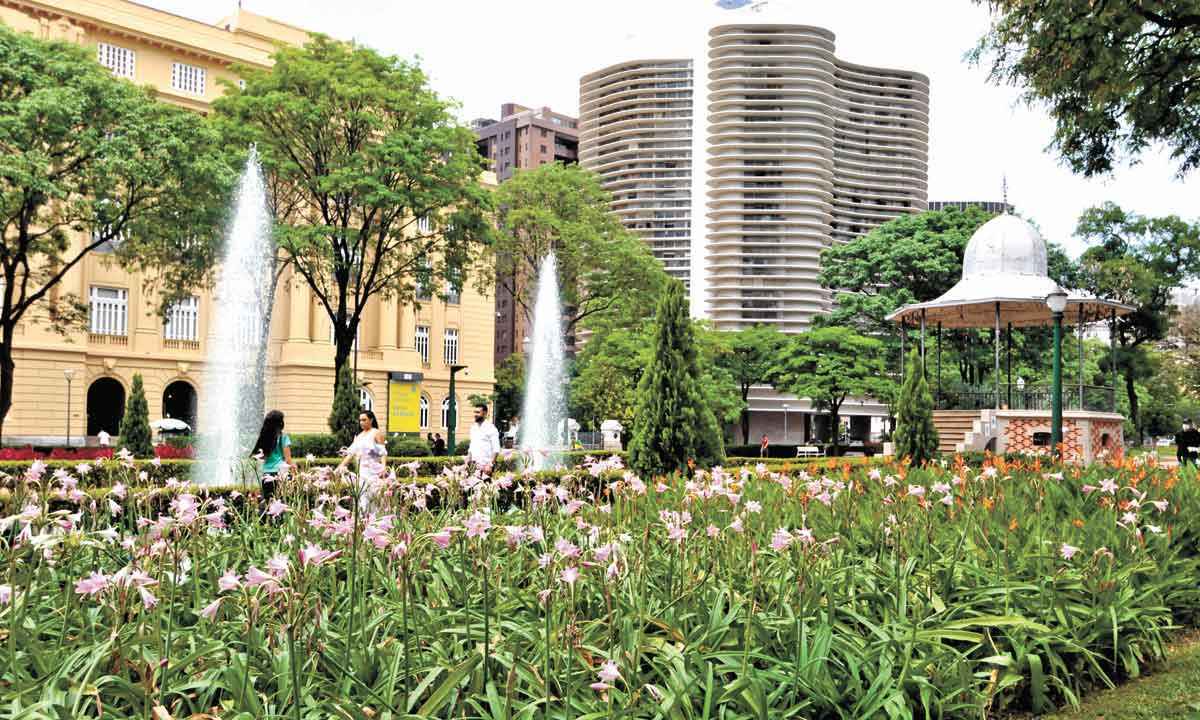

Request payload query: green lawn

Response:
[1041,633,1200,719]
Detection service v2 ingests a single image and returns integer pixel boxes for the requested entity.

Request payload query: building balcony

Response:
[89,333,128,346]
[163,338,200,351]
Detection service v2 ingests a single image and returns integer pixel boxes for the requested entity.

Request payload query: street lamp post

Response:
[447,364,468,455]
[1046,292,1068,458]
[782,403,789,442]
[63,369,76,447]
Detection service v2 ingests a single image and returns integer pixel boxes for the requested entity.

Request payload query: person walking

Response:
[759,433,770,458]
[250,410,295,503]
[338,409,388,502]
[468,402,501,475]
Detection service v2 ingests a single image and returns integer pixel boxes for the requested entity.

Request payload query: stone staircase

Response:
[932,410,986,454]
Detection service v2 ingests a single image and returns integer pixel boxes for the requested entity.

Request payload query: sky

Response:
[147,0,1197,259]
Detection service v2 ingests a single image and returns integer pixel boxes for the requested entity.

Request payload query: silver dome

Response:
[961,214,1048,279]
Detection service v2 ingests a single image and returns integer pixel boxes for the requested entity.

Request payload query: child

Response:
[250,410,295,501]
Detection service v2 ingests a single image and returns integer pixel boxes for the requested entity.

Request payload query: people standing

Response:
[468,402,501,475]
[432,433,446,456]
[1177,421,1200,466]
[251,410,295,502]
[506,416,520,449]
[760,433,770,458]
[338,409,388,504]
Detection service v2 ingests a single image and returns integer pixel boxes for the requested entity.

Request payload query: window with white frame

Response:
[416,215,432,233]
[97,43,135,79]
[359,387,373,411]
[441,396,453,428]
[329,321,360,350]
[415,325,429,364]
[171,62,206,96]
[445,266,462,305]
[419,395,429,429]
[89,287,127,336]
[443,328,459,365]
[163,296,199,341]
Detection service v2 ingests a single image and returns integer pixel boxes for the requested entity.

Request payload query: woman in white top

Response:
[338,409,388,506]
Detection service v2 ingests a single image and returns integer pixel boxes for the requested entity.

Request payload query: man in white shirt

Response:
[468,403,501,474]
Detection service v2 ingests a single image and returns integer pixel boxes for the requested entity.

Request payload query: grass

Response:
[1038,632,1200,719]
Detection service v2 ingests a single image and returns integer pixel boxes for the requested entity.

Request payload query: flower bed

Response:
[0,453,1195,717]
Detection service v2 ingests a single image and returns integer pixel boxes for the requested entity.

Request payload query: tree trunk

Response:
[1124,364,1140,446]
[333,324,354,394]
[829,404,841,457]
[0,324,13,444]
[740,385,751,444]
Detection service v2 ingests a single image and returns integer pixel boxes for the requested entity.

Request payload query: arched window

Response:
[419,395,429,429]
[359,387,373,411]
[441,396,454,429]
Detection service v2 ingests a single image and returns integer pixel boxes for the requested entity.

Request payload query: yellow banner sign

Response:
[387,375,421,433]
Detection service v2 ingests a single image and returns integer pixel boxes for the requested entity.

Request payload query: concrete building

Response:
[580,11,929,444]
[474,103,580,368]
[0,0,495,445]
[929,201,1014,214]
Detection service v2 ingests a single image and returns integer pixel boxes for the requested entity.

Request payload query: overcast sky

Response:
[150,0,1196,258]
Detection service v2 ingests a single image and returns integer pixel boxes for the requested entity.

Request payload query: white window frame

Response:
[97,43,135,79]
[443,328,459,365]
[441,396,453,428]
[89,286,128,336]
[416,215,432,233]
[359,387,373,411]
[419,395,429,429]
[415,325,430,364]
[163,296,199,341]
[329,321,359,350]
[171,62,206,96]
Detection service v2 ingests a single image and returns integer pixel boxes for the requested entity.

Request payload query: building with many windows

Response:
[928,200,1014,215]
[0,0,495,444]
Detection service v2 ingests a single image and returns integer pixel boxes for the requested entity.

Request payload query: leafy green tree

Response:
[770,326,892,457]
[0,27,233,438]
[118,374,154,458]
[328,364,360,448]
[893,351,939,465]
[974,1,1200,176]
[629,281,724,476]
[493,353,526,433]
[488,163,669,343]
[1075,203,1200,442]
[214,36,493,392]
[713,324,789,444]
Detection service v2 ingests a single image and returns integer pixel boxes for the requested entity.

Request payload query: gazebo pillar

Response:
[1006,322,1013,409]
[1078,305,1085,409]
[899,319,905,382]
[1110,308,1118,412]
[920,309,926,376]
[936,322,942,405]
[994,302,1001,410]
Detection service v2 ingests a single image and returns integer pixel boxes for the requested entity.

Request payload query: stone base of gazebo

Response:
[933,409,1124,464]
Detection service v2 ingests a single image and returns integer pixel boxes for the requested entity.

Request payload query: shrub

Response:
[154,444,194,459]
[388,434,430,457]
[119,374,154,458]
[894,349,939,465]
[289,433,344,458]
[328,364,360,448]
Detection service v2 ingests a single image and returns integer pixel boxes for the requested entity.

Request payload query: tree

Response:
[0,27,233,438]
[770,326,892,457]
[893,350,939,465]
[493,353,526,433]
[119,374,153,458]
[329,363,360,448]
[214,36,493,392]
[714,324,789,444]
[974,1,1200,176]
[488,163,669,344]
[1074,203,1200,442]
[629,281,724,476]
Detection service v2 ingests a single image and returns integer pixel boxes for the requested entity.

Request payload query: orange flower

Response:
[982,497,995,511]
[1009,517,1019,531]
[1072,518,1084,528]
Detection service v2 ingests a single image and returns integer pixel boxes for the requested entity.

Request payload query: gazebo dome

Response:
[962,214,1048,279]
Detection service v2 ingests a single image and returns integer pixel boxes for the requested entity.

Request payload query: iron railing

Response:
[935,383,1117,413]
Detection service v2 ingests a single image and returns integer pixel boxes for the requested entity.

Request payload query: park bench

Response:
[795,445,823,458]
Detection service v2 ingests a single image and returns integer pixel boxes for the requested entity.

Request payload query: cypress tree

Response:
[328,363,360,448]
[629,280,724,476]
[894,349,939,465]
[119,373,154,458]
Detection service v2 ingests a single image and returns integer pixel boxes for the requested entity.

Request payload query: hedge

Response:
[726,443,884,458]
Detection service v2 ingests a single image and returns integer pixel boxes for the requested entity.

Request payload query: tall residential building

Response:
[581,22,929,333]
[473,103,579,183]
[474,103,580,368]
[0,0,495,444]
[579,60,695,285]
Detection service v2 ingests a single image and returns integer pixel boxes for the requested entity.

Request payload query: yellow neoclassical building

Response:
[0,0,496,444]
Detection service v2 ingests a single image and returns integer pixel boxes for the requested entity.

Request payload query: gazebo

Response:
[887,214,1134,462]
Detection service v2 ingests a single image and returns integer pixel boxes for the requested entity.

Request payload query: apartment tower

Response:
[581,22,928,332]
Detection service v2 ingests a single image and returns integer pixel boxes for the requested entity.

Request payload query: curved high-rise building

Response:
[581,20,928,333]
[579,60,695,285]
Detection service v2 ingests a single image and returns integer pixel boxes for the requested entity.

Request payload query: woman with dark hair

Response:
[338,409,388,504]
[251,410,295,501]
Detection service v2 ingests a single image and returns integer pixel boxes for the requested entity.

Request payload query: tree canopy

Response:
[1074,202,1200,440]
[713,324,789,444]
[213,36,493,388]
[488,163,669,340]
[770,326,891,456]
[973,1,1200,176]
[0,26,233,436]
